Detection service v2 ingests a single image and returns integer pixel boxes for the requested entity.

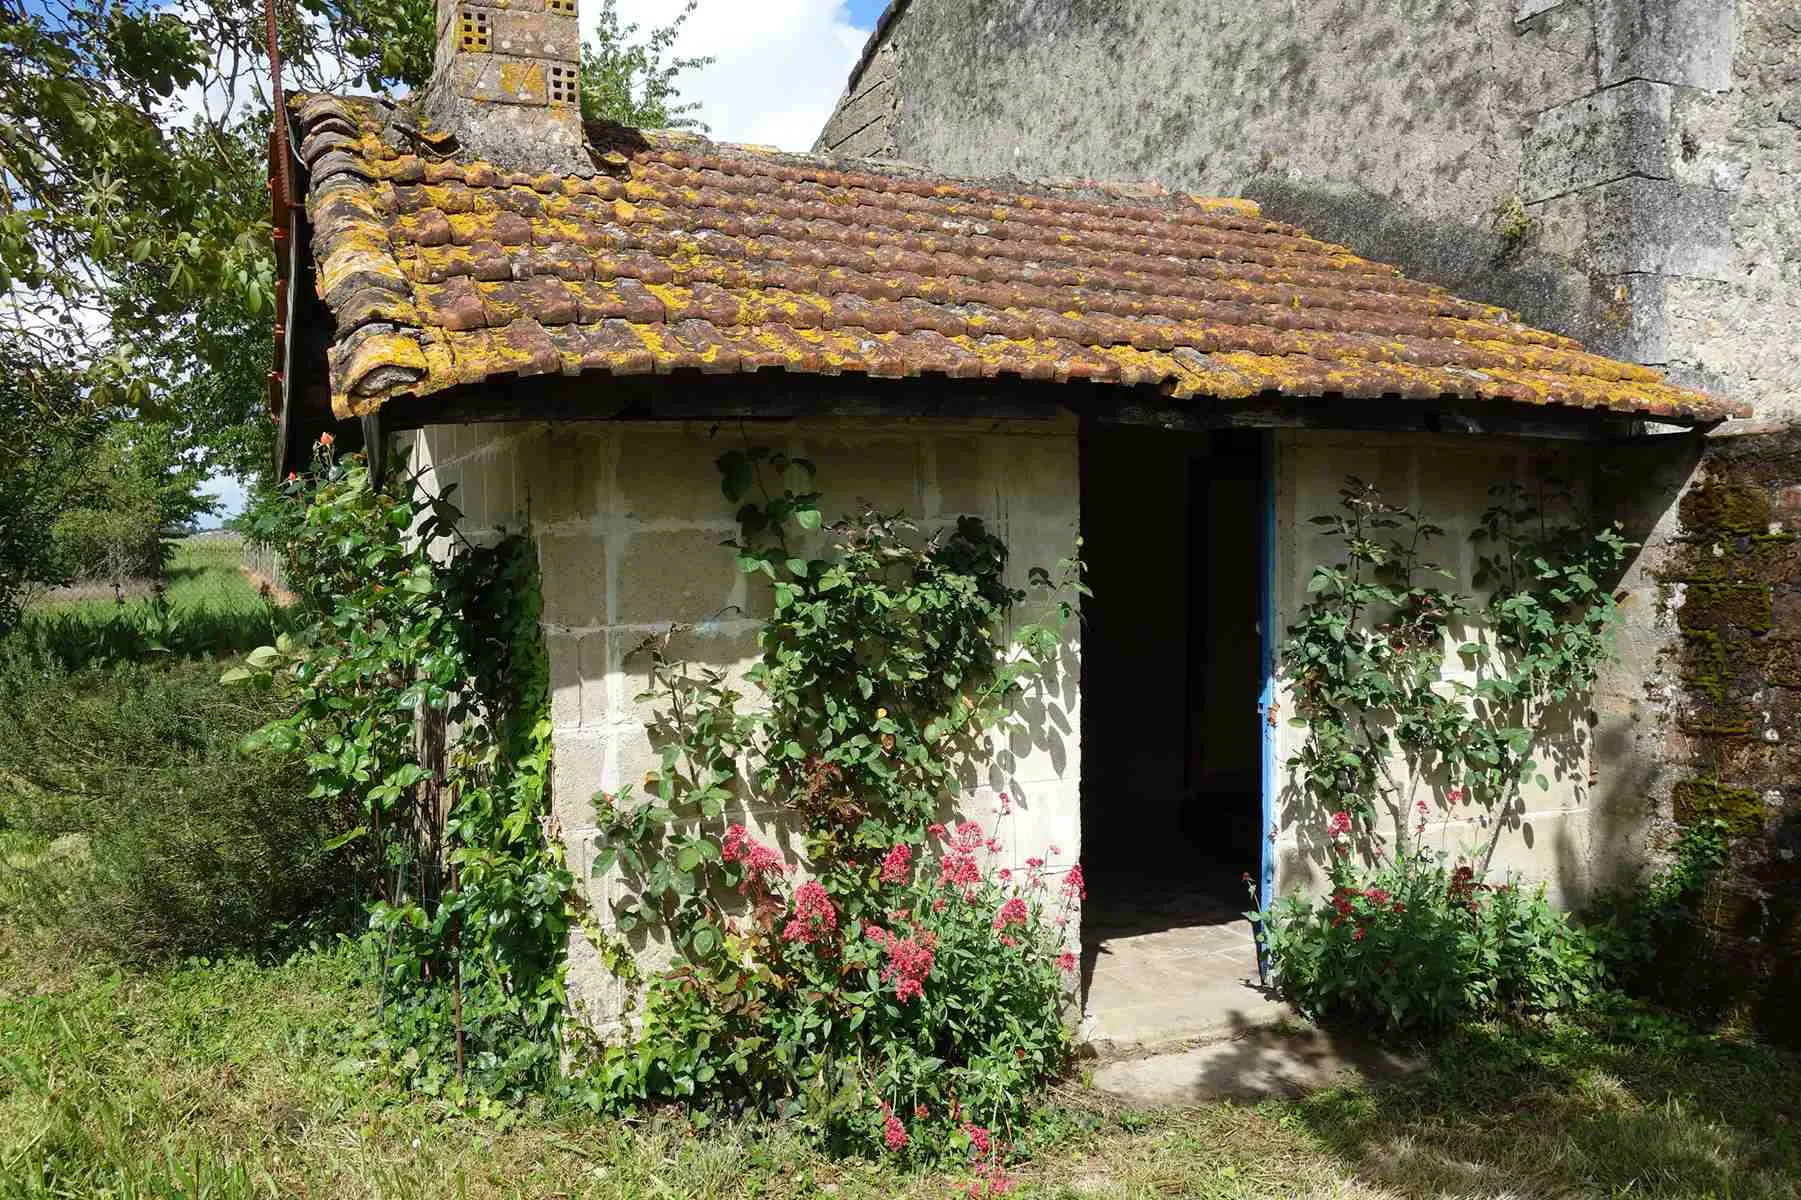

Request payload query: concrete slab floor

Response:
[1090,1025,1424,1105]
[1079,873,1295,1056]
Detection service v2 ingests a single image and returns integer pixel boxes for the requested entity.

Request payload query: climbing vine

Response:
[578,447,1087,1171]
[1253,470,1627,1029]
[232,441,570,1102]
[1283,471,1632,863]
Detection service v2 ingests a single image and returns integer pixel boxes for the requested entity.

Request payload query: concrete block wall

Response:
[409,415,1083,1032]
[1271,431,1604,909]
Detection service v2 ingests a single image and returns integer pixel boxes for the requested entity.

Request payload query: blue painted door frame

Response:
[1255,432,1278,981]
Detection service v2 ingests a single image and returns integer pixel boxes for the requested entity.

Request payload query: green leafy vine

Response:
[1284,471,1633,867]
[231,442,571,1103]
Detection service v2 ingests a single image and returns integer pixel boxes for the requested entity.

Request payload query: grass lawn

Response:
[0,914,1795,1200]
[14,535,288,667]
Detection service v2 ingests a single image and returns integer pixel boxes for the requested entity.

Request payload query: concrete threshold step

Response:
[1086,1023,1426,1105]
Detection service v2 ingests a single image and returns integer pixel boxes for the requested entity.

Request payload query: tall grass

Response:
[15,536,294,670]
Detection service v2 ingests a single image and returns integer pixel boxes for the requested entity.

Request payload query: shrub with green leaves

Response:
[1254,842,1600,1030]
[1260,471,1626,1029]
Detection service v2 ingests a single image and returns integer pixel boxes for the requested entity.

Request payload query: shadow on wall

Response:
[1243,178,1632,361]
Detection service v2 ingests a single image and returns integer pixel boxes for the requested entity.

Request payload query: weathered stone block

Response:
[1584,177,1734,280]
[1595,0,1736,91]
[1681,480,1773,535]
[1677,582,1774,633]
[615,529,742,624]
[1521,80,1673,202]
[1673,777,1766,834]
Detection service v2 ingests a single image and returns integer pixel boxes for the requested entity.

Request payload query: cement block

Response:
[1595,0,1736,91]
[546,630,582,730]
[537,528,608,626]
[550,729,608,831]
[799,435,925,517]
[615,428,738,525]
[1521,80,1673,202]
[615,529,741,624]
[931,435,995,518]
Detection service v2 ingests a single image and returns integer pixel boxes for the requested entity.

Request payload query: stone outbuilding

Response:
[276,0,1745,1047]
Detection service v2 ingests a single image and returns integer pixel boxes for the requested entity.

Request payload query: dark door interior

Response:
[1079,424,1265,920]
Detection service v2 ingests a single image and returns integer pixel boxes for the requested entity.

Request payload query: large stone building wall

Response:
[407,416,1083,1031]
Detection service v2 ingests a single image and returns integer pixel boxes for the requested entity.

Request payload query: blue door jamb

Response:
[1255,431,1278,985]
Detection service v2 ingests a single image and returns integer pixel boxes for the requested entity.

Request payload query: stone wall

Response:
[1653,430,1801,1043]
[407,415,1083,1032]
[1271,431,1607,908]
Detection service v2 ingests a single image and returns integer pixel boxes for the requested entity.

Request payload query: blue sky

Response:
[845,0,888,25]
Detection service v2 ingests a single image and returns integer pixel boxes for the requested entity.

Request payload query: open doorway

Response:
[1078,424,1269,1049]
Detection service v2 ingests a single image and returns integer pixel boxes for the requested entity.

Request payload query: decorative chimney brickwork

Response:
[425,0,590,174]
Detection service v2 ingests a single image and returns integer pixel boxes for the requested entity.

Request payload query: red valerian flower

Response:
[1327,811,1353,837]
[963,1124,992,1155]
[927,822,947,839]
[1061,863,1086,901]
[867,923,936,1001]
[317,431,334,447]
[285,471,297,483]
[996,791,1011,815]
[781,881,837,945]
[883,1111,908,1151]
[879,843,912,885]
[1057,951,1077,973]
[992,896,1028,932]
[914,1103,929,1119]
[1353,927,1367,941]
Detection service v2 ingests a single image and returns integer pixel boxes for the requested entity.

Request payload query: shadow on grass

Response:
[1290,1007,1801,1199]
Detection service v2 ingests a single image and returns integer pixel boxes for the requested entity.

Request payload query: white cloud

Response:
[200,473,248,526]
[603,0,871,151]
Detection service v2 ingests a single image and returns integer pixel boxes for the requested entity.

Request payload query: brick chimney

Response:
[424,0,590,174]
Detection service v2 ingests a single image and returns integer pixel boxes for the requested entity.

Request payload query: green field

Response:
[14,534,289,668]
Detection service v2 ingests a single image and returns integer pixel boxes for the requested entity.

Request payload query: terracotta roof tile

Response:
[286,93,1746,423]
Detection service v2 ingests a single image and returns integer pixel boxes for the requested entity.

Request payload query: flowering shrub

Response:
[580,448,1085,1174]
[1264,473,1626,1031]
[1253,815,1601,1030]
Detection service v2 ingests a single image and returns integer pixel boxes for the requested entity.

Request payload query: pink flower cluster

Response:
[880,1101,908,1152]
[781,880,838,946]
[866,922,937,1002]
[1327,810,1353,838]
[879,843,913,885]
[721,823,787,892]
[936,820,987,891]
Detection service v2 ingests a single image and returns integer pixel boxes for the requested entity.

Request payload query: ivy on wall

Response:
[233,442,570,1102]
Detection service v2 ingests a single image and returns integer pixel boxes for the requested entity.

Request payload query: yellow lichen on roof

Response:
[283,92,1746,424]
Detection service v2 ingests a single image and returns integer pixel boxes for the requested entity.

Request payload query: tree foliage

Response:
[0,0,707,604]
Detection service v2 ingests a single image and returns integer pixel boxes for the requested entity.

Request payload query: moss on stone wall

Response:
[1672,778,1766,836]
[1680,481,1772,536]
[1661,430,1801,1048]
